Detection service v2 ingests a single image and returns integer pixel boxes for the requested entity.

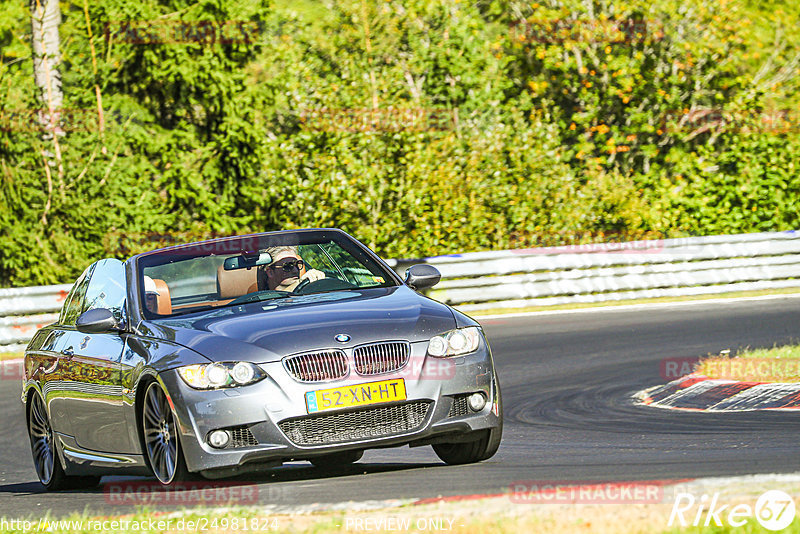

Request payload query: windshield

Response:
[136,230,398,318]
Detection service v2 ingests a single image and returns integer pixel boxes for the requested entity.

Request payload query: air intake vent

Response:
[448,394,470,418]
[223,426,258,448]
[278,401,432,446]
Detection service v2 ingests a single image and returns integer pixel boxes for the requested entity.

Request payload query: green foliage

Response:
[0,0,798,286]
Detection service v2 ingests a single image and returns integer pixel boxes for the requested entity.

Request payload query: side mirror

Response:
[404,264,441,290]
[76,308,121,334]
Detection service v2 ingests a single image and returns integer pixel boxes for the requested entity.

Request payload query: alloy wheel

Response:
[28,393,56,485]
[143,382,180,484]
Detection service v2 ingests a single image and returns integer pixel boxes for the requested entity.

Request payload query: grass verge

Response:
[2,478,800,534]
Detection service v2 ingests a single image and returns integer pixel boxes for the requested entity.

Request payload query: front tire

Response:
[433,378,503,465]
[142,381,190,486]
[432,429,499,465]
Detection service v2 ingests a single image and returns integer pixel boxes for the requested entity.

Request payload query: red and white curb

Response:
[636,373,800,411]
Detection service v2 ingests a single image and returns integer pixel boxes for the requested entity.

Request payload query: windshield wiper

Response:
[168,305,217,317]
[229,290,291,305]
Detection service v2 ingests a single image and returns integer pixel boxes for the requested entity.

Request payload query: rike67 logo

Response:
[669,490,796,531]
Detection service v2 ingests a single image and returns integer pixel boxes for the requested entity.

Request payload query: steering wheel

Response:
[228,290,285,306]
[293,277,312,293]
[293,277,358,294]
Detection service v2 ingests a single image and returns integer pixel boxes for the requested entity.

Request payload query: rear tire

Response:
[27,393,101,491]
[309,450,364,469]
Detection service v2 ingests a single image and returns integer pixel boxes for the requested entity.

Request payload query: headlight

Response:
[427,326,482,357]
[178,362,266,389]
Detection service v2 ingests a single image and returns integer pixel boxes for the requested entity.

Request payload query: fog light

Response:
[208,430,231,449]
[468,392,486,412]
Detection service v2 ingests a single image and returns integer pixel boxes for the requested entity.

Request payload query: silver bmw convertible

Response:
[22,228,502,489]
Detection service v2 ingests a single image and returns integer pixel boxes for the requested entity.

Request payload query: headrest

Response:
[151,278,172,315]
[217,266,258,299]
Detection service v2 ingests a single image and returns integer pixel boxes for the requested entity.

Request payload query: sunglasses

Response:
[268,259,305,272]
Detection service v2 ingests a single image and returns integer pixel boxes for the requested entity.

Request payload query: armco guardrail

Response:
[0,284,71,352]
[418,231,800,312]
[2,231,799,352]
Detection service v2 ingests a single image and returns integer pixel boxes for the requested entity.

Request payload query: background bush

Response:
[0,0,798,286]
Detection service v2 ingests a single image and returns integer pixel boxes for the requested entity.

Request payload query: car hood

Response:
[144,287,456,363]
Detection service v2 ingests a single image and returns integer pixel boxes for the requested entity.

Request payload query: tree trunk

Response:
[31,0,63,130]
[30,0,64,225]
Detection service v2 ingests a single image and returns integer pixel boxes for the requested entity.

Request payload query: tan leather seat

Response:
[217,266,258,299]
[151,278,172,315]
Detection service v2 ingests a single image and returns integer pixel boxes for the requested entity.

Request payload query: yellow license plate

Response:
[305,379,406,414]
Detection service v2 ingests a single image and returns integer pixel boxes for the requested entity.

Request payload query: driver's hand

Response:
[301,269,325,283]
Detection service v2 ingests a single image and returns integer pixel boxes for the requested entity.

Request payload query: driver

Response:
[258,246,325,291]
[143,275,161,313]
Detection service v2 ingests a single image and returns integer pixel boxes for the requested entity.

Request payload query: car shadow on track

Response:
[0,461,443,496]
[0,481,55,495]
[229,460,443,483]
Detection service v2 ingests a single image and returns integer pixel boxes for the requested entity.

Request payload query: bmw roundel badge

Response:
[334,333,351,343]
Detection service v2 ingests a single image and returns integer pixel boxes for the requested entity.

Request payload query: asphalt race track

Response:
[2,296,800,518]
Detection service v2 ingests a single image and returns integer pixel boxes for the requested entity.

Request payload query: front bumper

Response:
[161,340,501,475]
